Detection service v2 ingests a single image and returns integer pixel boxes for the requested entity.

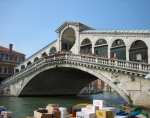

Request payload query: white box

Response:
[59,107,68,118]
[115,116,128,118]
[76,111,84,118]
[34,110,42,118]
[93,100,104,109]
[84,113,95,118]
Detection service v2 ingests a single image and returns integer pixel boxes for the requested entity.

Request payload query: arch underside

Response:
[20,67,97,96]
[18,65,130,103]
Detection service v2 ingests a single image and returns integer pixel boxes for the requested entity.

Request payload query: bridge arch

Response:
[129,40,148,63]
[61,28,76,52]
[110,39,126,60]
[17,64,130,103]
[94,39,108,57]
[80,38,92,55]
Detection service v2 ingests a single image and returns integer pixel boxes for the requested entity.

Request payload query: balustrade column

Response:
[139,63,142,71]
[53,55,55,60]
[115,60,118,66]
[95,58,98,63]
[65,54,68,59]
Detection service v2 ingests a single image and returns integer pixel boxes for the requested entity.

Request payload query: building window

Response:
[41,52,48,58]
[94,39,108,57]
[49,47,57,54]
[4,68,7,74]
[0,53,4,60]
[110,39,126,60]
[34,57,39,62]
[80,38,92,55]
[5,54,9,60]
[129,40,148,63]
[0,67,2,73]
[8,68,13,74]
[61,28,76,52]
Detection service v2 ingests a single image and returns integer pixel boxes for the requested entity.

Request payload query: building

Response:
[0,44,25,81]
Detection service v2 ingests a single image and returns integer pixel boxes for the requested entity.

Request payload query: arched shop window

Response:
[27,61,32,66]
[41,52,48,58]
[94,39,108,57]
[80,38,92,55]
[49,47,57,54]
[110,39,126,60]
[21,65,25,70]
[129,40,148,63]
[61,28,76,51]
[34,57,39,62]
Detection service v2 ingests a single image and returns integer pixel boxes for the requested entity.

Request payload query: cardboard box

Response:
[84,113,95,118]
[96,110,114,118]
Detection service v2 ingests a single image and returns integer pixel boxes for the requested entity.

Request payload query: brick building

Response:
[0,44,25,81]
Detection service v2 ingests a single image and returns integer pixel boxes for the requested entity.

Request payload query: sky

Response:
[0,0,150,57]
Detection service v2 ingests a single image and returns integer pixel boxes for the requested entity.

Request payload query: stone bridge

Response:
[1,21,150,108]
[1,52,150,107]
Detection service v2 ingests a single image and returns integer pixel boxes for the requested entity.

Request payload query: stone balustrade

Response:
[1,52,150,87]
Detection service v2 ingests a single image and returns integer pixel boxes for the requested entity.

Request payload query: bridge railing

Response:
[0,58,46,86]
[64,53,150,72]
[1,52,150,86]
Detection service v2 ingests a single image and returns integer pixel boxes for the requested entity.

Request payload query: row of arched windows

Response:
[60,28,148,63]
[17,39,148,72]
[80,38,148,63]
[19,46,57,71]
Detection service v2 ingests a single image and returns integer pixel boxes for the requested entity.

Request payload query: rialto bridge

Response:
[1,22,150,107]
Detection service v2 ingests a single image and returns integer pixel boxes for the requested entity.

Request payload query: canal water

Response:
[0,92,126,118]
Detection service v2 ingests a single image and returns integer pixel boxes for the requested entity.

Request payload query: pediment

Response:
[55,21,94,33]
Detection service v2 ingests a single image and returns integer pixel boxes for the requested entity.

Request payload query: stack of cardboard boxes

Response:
[34,104,70,118]
[33,100,120,118]
[0,111,12,118]
[76,100,114,118]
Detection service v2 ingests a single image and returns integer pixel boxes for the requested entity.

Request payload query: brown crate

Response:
[96,110,114,118]
[41,113,53,118]
[52,111,60,118]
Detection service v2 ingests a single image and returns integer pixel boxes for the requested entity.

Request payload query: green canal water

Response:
[0,93,126,118]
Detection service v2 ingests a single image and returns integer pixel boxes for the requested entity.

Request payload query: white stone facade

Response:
[16,22,150,71]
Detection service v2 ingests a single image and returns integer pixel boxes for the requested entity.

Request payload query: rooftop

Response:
[0,45,25,56]
[81,29,150,34]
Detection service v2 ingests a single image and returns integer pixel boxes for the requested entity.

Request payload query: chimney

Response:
[9,44,13,52]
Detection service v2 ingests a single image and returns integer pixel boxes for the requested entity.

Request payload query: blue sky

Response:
[0,0,150,57]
